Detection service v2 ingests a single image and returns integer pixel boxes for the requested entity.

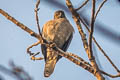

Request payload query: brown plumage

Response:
[41,10,74,77]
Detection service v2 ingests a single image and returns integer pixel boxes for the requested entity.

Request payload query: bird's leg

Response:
[27,41,44,61]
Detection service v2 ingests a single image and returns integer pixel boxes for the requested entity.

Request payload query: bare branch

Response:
[0,9,43,42]
[100,70,120,78]
[27,41,40,55]
[94,0,107,20]
[35,0,42,36]
[75,0,89,11]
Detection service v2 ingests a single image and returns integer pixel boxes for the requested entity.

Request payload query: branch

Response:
[94,0,107,20]
[100,70,120,78]
[75,0,89,11]
[35,0,42,36]
[88,0,96,61]
[0,9,43,43]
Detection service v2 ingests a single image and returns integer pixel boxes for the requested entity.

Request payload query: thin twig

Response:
[35,0,42,36]
[94,0,107,20]
[27,41,40,55]
[100,70,120,78]
[88,0,96,61]
[75,0,89,11]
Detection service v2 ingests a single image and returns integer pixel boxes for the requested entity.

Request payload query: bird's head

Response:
[54,10,66,19]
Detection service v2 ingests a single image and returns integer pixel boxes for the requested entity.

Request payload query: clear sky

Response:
[0,0,120,80]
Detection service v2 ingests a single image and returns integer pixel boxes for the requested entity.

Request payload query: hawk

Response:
[41,10,74,77]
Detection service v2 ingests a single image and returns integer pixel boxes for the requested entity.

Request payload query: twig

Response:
[0,9,43,43]
[75,0,89,11]
[35,0,42,36]
[94,0,107,20]
[100,70,120,78]
[27,41,41,55]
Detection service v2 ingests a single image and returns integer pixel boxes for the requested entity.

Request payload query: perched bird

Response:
[41,10,74,77]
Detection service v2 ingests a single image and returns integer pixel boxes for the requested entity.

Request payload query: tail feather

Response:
[44,48,58,77]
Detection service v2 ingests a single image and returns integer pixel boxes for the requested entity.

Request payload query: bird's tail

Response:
[44,48,58,77]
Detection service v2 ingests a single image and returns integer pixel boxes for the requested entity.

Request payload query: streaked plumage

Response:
[41,10,74,77]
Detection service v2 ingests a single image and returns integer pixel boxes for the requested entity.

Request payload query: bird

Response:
[41,10,74,77]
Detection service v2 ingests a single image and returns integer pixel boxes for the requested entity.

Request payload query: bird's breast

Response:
[42,18,74,48]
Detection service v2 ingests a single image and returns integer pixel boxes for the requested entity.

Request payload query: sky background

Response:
[0,0,120,80]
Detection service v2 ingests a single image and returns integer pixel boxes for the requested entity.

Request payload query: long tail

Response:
[44,48,58,77]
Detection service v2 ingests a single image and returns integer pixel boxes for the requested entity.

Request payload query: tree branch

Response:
[35,0,42,36]
[94,0,107,20]
[75,0,89,11]
[0,9,43,43]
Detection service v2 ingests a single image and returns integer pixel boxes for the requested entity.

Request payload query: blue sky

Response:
[0,0,120,80]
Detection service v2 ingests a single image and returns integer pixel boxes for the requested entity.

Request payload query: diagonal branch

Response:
[0,9,43,43]
[75,0,89,11]
[100,70,120,78]
[94,0,107,20]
